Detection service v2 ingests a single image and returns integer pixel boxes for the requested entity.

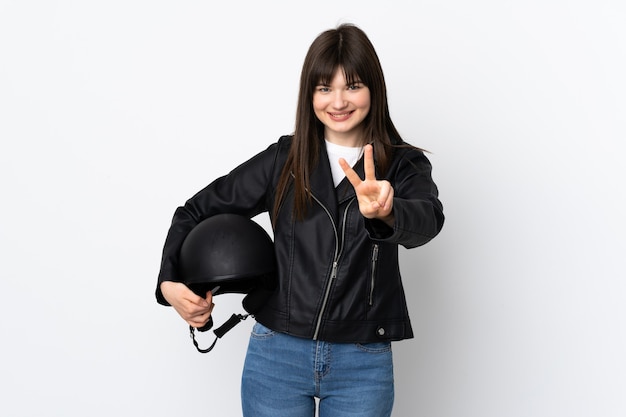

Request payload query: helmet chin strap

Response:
[189,313,251,354]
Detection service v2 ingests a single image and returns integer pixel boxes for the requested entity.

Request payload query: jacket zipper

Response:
[311,195,355,340]
[369,243,379,306]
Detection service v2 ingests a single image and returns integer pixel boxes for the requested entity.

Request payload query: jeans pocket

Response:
[354,341,392,353]
[250,321,276,339]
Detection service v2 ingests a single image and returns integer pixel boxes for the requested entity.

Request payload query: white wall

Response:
[1,1,624,416]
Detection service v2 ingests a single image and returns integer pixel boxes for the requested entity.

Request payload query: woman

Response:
[156,23,444,417]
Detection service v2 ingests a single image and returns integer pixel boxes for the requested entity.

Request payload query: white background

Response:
[1,1,625,416]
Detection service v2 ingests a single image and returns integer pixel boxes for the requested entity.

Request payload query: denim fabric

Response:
[241,322,394,417]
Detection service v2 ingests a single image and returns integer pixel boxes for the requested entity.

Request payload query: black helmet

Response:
[178,213,277,353]
[179,213,277,298]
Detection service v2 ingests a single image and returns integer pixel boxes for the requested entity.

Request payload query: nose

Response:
[332,91,347,109]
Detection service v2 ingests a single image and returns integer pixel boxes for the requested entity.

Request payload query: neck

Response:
[324,129,364,148]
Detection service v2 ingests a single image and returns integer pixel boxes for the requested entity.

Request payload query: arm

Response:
[340,144,444,248]
[155,140,282,306]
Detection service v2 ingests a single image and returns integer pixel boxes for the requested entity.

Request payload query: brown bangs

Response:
[311,56,365,89]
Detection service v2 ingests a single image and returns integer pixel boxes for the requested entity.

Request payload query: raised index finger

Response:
[339,157,363,187]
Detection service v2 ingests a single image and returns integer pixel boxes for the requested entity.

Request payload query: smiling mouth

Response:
[328,111,353,119]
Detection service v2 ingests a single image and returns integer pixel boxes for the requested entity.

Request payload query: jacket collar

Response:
[309,141,363,217]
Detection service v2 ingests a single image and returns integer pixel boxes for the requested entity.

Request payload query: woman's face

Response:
[313,67,371,146]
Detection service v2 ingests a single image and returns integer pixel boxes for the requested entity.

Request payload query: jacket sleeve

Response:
[155,141,281,305]
[365,148,444,249]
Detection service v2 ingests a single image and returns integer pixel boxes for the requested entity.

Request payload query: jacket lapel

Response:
[309,142,338,220]
[309,142,362,219]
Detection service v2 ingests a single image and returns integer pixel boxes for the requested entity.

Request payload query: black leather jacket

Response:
[156,135,444,343]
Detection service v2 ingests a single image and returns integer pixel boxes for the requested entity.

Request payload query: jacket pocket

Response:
[368,243,379,306]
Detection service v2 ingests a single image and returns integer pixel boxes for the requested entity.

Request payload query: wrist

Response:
[378,211,395,228]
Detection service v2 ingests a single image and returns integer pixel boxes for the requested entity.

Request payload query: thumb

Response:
[203,290,214,306]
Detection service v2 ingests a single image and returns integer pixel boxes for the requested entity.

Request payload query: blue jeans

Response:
[241,322,394,417]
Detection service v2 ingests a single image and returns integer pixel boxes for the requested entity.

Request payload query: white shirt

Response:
[325,139,364,187]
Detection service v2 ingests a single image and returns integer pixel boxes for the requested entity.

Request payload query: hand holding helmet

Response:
[160,281,215,329]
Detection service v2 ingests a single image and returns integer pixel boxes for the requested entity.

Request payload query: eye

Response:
[348,83,363,91]
[316,86,330,93]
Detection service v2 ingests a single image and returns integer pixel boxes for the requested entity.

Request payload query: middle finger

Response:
[363,144,376,181]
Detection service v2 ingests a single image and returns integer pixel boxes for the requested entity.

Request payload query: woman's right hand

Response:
[160,281,214,328]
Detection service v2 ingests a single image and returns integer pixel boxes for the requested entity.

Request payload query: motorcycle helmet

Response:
[179,213,277,299]
[177,213,277,353]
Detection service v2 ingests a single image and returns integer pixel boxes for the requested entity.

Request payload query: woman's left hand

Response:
[339,144,395,226]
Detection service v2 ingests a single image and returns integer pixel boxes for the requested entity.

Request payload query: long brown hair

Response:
[273,23,402,222]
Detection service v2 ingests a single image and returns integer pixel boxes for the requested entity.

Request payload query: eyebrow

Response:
[316,79,364,86]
